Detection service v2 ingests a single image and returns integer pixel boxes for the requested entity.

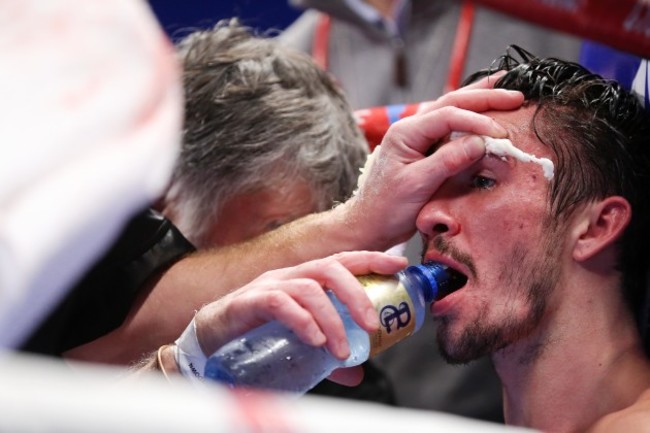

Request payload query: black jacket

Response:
[21,209,194,356]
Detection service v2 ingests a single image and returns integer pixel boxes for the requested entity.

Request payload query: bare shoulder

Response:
[587,390,650,433]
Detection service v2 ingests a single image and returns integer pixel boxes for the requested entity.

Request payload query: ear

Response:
[572,196,631,262]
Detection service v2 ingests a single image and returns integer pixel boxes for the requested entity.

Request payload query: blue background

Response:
[147,1,646,102]
[148,0,301,41]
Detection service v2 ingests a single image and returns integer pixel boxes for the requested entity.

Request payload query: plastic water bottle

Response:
[204,262,457,394]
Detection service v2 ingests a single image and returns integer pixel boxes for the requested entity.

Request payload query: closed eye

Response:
[265,220,284,231]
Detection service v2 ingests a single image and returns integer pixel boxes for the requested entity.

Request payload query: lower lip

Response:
[431,293,460,316]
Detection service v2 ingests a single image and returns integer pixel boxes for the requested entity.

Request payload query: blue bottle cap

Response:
[404,263,450,303]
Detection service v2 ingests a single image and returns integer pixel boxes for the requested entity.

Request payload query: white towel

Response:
[0,0,183,348]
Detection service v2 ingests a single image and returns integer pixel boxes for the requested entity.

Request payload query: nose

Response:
[416,200,460,238]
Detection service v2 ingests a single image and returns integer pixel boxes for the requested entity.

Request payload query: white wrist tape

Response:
[174,318,207,382]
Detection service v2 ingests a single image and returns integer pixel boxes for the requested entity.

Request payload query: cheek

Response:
[499,213,538,233]
[465,195,547,240]
[205,214,257,247]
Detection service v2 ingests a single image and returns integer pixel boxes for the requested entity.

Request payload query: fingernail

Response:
[496,89,524,99]
[338,339,351,359]
[310,326,327,346]
[465,135,485,156]
[366,308,379,329]
[330,336,350,359]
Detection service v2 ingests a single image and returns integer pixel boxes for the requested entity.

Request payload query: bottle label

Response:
[358,274,416,357]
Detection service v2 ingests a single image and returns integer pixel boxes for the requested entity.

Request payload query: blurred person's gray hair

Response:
[165,19,368,247]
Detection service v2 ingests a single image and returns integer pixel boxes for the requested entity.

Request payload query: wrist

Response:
[330,199,393,252]
[156,344,180,379]
[174,318,208,382]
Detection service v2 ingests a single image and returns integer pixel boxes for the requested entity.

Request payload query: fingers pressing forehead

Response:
[461,71,507,90]
[385,106,506,157]
[417,88,524,116]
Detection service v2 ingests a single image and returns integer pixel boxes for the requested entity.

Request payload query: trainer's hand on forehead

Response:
[388,74,523,179]
[337,79,523,251]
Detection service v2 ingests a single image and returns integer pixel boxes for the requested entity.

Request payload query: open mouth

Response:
[436,266,468,301]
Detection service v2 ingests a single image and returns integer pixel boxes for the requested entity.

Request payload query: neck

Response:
[492,266,650,432]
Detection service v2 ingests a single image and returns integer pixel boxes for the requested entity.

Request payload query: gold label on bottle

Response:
[358,274,416,357]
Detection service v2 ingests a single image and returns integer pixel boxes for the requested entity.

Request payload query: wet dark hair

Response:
[465,46,650,349]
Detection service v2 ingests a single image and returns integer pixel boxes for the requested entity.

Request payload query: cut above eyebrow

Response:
[483,136,554,180]
[449,131,554,180]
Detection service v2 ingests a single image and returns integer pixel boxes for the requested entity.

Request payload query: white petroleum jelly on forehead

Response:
[450,132,555,180]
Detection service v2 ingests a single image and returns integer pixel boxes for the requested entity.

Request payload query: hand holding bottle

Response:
[173,251,407,384]
[202,259,453,394]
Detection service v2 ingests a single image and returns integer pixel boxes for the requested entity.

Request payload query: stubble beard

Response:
[433,226,563,365]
